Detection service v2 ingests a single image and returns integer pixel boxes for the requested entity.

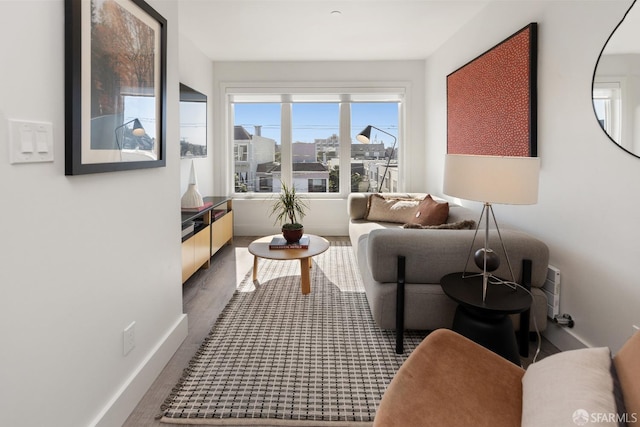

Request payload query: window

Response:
[308,178,327,192]
[259,177,273,192]
[293,103,338,193]
[228,88,402,196]
[235,144,248,162]
[232,103,280,193]
[593,80,623,144]
[351,103,398,193]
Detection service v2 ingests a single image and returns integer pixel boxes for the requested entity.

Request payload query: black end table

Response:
[440,272,532,365]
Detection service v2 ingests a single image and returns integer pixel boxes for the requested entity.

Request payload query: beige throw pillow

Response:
[521,347,622,427]
[365,194,421,224]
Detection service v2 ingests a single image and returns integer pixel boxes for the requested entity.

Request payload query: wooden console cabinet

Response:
[181,196,233,283]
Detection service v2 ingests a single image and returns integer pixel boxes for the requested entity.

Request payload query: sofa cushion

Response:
[410,195,449,226]
[373,329,524,427]
[521,346,623,427]
[348,193,370,220]
[365,194,422,224]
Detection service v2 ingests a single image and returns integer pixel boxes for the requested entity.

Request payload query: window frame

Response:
[223,82,407,199]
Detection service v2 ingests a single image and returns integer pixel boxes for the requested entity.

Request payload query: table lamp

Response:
[443,154,540,301]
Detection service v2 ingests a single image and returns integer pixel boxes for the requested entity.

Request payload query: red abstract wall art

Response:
[447,23,537,157]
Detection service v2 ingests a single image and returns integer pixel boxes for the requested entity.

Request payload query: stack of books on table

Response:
[212,209,227,220]
[181,201,213,212]
[269,235,310,249]
[181,221,195,238]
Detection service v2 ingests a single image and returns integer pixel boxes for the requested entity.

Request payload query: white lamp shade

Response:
[443,154,540,205]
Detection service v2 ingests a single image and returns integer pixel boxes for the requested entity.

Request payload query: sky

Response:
[234,102,398,148]
[179,101,207,147]
[124,95,157,139]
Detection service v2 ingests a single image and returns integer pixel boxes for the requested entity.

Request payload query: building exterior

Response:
[234,126,332,192]
[351,143,385,160]
[234,125,277,192]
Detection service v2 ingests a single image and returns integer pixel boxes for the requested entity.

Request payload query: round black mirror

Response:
[592,0,640,158]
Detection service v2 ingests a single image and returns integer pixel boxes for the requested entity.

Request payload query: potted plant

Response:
[270,182,308,243]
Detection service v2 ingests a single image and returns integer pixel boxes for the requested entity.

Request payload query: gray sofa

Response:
[348,193,550,336]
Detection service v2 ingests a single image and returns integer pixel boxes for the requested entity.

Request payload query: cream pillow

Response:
[365,194,421,224]
[522,347,624,427]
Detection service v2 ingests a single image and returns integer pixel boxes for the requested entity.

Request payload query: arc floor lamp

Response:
[357,125,397,193]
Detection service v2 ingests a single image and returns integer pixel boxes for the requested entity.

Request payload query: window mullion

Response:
[280,102,292,188]
[339,102,351,197]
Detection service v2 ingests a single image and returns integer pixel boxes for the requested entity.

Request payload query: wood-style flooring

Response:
[123,236,559,427]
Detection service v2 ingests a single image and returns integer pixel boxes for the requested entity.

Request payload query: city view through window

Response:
[233,101,399,194]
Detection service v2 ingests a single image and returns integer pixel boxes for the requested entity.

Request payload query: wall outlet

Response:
[123,322,135,356]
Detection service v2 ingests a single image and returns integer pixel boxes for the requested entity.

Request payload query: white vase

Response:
[181,161,204,208]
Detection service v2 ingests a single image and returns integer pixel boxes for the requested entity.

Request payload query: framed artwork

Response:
[65,0,167,175]
[447,23,537,157]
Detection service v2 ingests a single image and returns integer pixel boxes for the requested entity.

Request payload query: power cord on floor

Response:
[553,313,574,328]
[487,276,542,364]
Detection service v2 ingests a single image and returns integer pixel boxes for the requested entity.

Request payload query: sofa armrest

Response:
[614,331,640,425]
[347,193,370,220]
[366,228,549,286]
[374,329,524,427]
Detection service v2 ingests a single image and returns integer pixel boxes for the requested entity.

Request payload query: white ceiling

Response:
[177,0,491,61]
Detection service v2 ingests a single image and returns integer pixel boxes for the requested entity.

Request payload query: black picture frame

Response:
[65,0,167,175]
[447,23,537,157]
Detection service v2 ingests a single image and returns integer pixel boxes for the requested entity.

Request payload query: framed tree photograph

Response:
[65,0,167,175]
[447,23,537,157]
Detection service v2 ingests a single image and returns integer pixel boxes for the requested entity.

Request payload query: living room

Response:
[1,1,639,426]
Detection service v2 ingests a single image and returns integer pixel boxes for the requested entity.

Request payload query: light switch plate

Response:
[9,120,54,164]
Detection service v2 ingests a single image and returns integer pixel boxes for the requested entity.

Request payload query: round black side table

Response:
[440,272,532,365]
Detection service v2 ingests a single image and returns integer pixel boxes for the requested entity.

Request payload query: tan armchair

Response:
[374,329,640,427]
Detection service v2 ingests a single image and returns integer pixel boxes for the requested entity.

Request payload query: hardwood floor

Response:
[123,236,559,426]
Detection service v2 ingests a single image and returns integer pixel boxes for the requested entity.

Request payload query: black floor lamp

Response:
[114,118,145,150]
[357,125,397,193]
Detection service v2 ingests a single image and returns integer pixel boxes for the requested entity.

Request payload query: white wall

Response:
[211,60,426,236]
[179,36,215,197]
[0,1,187,426]
[425,0,640,352]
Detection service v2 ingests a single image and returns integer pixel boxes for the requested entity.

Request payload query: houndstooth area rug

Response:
[160,240,428,426]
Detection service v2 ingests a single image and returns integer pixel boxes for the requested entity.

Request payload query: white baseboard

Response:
[91,314,189,427]
[542,321,590,351]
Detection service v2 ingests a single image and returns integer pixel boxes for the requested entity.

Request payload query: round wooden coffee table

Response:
[248,234,330,295]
